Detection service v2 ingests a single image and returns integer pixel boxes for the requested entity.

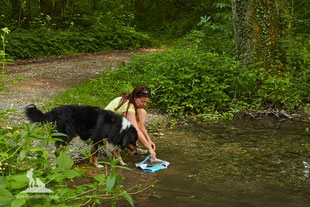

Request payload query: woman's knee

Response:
[138,109,147,124]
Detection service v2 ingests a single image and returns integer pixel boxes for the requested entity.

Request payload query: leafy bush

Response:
[257,75,300,109]
[275,37,310,108]
[50,48,239,116]
[175,23,234,55]
[4,26,151,59]
[45,46,310,119]
[0,122,146,206]
[173,6,235,55]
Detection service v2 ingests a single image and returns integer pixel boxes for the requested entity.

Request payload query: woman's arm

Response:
[138,120,156,150]
[126,111,156,158]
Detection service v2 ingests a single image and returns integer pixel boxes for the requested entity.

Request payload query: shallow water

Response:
[132,120,310,207]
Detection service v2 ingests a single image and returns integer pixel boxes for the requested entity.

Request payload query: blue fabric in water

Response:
[135,156,170,173]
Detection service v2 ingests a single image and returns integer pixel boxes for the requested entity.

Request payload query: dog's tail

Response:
[25,104,47,123]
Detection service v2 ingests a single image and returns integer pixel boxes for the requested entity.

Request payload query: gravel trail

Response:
[1,50,136,123]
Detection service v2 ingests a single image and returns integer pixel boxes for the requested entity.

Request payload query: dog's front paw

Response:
[119,161,128,166]
[94,163,104,168]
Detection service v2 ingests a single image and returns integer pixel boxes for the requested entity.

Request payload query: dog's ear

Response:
[122,135,136,151]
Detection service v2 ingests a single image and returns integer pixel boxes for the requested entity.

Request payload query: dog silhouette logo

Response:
[22,168,53,193]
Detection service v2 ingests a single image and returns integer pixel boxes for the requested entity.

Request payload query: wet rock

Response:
[153,132,164,136]
[278,110,292,119]
[267,112,279,119]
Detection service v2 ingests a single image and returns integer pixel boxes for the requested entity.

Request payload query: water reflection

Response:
[303,161,310,180]
[134,120,310,207]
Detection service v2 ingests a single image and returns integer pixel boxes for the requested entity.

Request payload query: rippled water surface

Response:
[132,120,310,207]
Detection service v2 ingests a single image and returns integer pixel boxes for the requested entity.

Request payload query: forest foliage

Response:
[1,1,310,206]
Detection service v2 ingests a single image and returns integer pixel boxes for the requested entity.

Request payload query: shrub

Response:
[0,122,145,206]
[4,26,151,59]
[258,75,301,109]
[77,48,239,116]
[45,46,310,119]
[92,48,310,115]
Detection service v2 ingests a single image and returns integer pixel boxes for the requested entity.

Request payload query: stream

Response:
[130,120,310,207]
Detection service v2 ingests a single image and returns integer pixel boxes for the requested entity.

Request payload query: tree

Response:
[10,0,22,26]
[54,0,63,16]
[231,0,289,69]
[40,0,54,15]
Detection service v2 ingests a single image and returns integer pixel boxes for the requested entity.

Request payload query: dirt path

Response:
[1,50,138,123]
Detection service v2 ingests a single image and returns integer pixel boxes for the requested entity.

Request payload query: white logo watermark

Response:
[21,168,53,193]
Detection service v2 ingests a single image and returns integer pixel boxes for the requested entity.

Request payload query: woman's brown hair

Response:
[115,85,151,120]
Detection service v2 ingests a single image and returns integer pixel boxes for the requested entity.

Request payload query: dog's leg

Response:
[90,145,104,168]
[91,156,104,168]
[54,127,74,156]
[127,144,136,156]
[54,141,68,157]
[103,142,114,157]
[103,142,127,165]
[112,150,127,166]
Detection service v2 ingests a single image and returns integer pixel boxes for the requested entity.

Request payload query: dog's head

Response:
[121,125,138,151]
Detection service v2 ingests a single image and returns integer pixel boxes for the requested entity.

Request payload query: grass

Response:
[42,70,135,110]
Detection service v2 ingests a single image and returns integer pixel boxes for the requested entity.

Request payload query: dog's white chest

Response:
[120,117,131,132]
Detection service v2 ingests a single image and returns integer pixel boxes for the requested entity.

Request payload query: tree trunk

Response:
[54,0,63,16]
[10,0,22,21]
[40,0,54,15]
[91,0,98,10]
[134,0,146,12]
[24,0,32,28]
[231,0,288,69]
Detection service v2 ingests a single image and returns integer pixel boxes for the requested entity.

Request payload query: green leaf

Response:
[11,174,28,183]
[55,187,76,198]
[31,204,44,207]
[0,189,13,203]
[121,190,134,207]
[106,173,116,192]
[55,188,70,197]
[52,132,68,137]
[0,176,5,189]
[20,131,28,139]
[28,147,43,152]
[43,150,49,160]
[94,174,106,186]
[7,174,28,190]
[11,198,26,207]
[51,174,66,183]
[81,148,90,156]
[15,193,29,200]
[56,153,74,170]
[19,150,27,161]
[64,169,82,179]
[0,152,8,158]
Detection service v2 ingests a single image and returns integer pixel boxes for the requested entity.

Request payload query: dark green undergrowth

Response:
[4,26,151,59]
[0,122,144,206]
[45,47,310,120]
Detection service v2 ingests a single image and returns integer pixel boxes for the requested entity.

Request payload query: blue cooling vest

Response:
[136,156,170,173]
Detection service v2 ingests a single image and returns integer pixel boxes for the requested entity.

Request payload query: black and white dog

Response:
[25,104,138,167]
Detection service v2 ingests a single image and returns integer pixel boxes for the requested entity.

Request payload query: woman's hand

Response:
[149,148,156,159]
[150,141,156,151]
